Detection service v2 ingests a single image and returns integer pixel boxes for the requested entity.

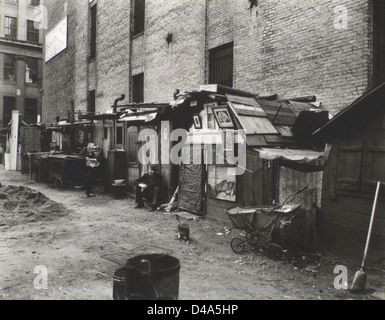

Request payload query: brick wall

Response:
[142,0,206,102]
[43,0,373,119]
[94,0,130,113]
[233,0,372,116]
[43,0,131,121]
[42,0,88,123]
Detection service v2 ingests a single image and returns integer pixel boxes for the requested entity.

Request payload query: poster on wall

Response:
[207,166,237,202]
[45,16,68,63]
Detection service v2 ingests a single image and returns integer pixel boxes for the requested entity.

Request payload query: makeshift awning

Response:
[257,148,325,165]
[119,111,157,123]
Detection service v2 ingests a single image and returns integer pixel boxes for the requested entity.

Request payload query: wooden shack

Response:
[314,82,385,268]
[173,85,328,243]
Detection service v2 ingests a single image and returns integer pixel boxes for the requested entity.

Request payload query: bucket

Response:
[125,254,180,300]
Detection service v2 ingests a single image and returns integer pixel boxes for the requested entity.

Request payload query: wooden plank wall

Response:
[320,142,385,268]
[278,166,323,251]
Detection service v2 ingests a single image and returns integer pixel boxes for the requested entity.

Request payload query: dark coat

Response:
[134,172,163,191]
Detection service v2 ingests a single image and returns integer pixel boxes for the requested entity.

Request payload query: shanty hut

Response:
[314,82,385,268]
[172,85,328,250]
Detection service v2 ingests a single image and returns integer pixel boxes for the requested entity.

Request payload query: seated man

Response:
[77,145,107,198]
[134,165,163,211]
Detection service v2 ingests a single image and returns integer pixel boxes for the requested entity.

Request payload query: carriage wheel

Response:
[231,238,246,254]
[266,243,285,261]
[246,232,260,246]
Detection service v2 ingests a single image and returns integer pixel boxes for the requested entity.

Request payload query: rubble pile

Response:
[0,185,68,226]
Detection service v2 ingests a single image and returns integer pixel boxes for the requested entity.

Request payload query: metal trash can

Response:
[126,254,180,300]
[112,254,180,300]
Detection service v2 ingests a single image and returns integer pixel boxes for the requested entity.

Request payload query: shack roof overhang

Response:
[173,86,324,148]
[257,148,326,165]
[313,82,385,139]
[117,103,170,124]
[45,121,92,131]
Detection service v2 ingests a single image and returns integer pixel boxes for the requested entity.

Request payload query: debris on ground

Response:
[0,185,69,226]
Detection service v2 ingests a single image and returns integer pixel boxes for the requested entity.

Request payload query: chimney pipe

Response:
[113,94,126,113]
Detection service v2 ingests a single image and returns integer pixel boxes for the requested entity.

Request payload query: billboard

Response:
[45,16,67,63]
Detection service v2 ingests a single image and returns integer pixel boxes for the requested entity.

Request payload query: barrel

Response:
[125,254,180,300]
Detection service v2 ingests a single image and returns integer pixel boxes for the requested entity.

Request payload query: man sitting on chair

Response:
[134,165,163,211]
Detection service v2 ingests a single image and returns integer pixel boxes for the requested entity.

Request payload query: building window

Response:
[4,55,16,82]
[132,73,144,103]
[209,42,234,88]
[116,126,123,145]
[28,0,40,6]
[3,97,16,126]
[5,16,17,39]
[24,99,38,124]
[27,20,39,43]
[25,58,38,84]
[90,4,97,59]
[88,90,96,114]
[133,0,145,36]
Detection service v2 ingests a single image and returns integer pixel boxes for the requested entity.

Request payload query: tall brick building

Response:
[0,0,43,144]
[42,0,385,121]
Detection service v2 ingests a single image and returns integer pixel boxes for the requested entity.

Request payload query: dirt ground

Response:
[0,166,384,301]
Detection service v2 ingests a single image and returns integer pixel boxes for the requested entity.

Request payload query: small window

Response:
[117,127,123,145]
[28,0,40,6]
[132,73,144,103]
[209,42,234,88]
[3,97,16,126]
[25,58,38,84]
[90,4,97,59]
[24,99,38,124]
[88,90,96,114]
[133,0,145,36]
[4,54,16,82]
[27,20,39,43]
[5,16,17,39]
[103,127,108,140]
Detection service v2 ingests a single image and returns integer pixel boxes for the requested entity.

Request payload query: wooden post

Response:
[10,110,19,171]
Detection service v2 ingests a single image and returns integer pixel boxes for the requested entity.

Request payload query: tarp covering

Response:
[257,148,325,165]
[178,147,204,215]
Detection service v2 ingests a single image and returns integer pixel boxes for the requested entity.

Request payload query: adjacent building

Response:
[0,0,43,146]
[42,0,384,120]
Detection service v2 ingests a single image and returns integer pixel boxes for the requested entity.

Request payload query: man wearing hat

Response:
[134,165,163,211]
[77,145,107,197]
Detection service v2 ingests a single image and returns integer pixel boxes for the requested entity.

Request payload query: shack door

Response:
[20,126,41,174]
[21,127,41,153]
[178,147,204,215]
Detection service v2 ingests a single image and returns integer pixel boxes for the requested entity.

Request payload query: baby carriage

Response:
[225,187,308,260]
